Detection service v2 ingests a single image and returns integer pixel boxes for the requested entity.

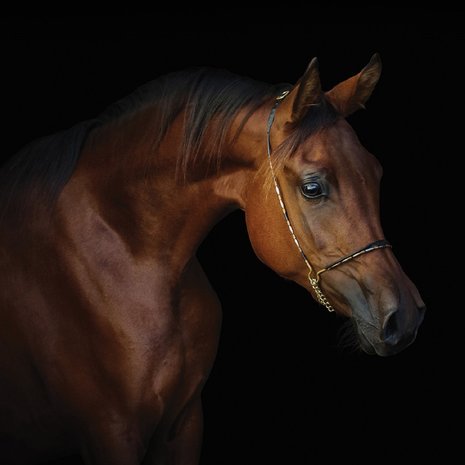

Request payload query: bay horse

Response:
[0,54,425,465]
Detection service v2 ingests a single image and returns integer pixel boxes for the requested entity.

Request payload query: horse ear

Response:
[279,57,322,126]
[326,53,382,116]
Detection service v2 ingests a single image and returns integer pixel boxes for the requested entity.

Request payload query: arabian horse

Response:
[0,54,425,464]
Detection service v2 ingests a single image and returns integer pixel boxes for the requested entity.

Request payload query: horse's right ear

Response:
[326,53,382,116]
[278,57,323,126]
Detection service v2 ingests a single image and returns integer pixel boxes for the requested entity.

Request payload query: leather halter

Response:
[266,91,391,312]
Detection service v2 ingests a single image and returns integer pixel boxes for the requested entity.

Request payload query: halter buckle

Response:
[276,90,290,100]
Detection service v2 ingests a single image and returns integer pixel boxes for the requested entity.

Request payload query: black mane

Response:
[0,67,282,216]
[0,120,97,214]
[98,67,285,176]
[0,66,338,218]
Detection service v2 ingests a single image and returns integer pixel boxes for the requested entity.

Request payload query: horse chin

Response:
[356,330,393,356]
[357,332,377,355]
[355,323,417,357]
[338,320,379,356]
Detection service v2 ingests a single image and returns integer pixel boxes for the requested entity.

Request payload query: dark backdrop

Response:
[1,10,462,464]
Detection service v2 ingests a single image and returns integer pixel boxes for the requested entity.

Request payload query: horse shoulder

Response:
[176,257,222,378]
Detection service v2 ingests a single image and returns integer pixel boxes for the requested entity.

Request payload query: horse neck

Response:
[63,104,268,274]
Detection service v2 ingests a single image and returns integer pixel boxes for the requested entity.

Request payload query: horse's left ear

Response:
[278,57,323,126]
[326,53,382,116]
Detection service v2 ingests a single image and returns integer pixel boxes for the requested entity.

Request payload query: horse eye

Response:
[301,181,324,199]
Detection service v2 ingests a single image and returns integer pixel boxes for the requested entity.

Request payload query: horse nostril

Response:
[383,310,400,344]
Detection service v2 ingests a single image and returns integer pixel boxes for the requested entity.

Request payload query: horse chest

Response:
[0,254,222,462]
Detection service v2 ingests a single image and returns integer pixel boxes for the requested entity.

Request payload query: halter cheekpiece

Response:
[266,90,392,312]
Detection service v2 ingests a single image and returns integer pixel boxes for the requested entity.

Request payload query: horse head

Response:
[245,54,425,356]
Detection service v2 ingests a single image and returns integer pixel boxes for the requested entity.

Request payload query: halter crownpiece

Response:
[266,90,392,312]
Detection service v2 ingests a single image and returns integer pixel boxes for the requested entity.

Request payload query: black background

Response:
[1,11,462,465]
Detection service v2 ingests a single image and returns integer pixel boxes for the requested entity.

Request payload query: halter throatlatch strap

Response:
[266,91,392,312]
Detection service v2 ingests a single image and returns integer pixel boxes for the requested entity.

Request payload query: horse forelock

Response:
[260,97,340,194]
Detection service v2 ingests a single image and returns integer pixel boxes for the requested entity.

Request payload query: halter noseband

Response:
[266,90,392,312]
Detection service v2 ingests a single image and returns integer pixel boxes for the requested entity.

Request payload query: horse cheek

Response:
[244,185,297,279]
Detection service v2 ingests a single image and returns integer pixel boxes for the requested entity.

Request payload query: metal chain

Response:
[308,274,335,312]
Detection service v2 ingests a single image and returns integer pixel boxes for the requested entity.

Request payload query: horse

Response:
[0,53,425,465]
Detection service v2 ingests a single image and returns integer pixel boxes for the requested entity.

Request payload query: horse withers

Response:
[0,54,425,464]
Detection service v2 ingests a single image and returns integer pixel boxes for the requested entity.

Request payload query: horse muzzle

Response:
[354,300,426,356]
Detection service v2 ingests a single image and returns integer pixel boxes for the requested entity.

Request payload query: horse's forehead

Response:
[299,120,366,165]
